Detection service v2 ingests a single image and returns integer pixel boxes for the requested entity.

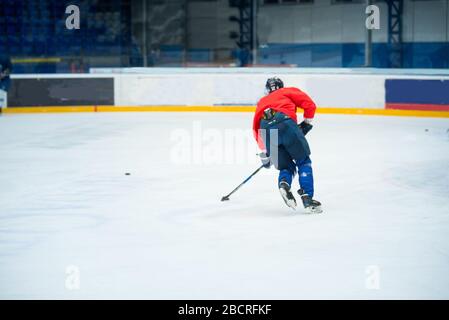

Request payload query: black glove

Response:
[299,121,313,136]
[259,152,271,168]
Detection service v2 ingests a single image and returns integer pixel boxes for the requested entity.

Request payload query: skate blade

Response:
[279,188,297,210]
[304,205,323,214]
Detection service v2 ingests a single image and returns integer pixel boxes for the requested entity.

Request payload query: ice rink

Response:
[0,112,448,299]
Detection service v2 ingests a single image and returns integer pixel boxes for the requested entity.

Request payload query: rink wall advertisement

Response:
[3,69,449,118]
[7,77,114,107]
[385,79,449,112]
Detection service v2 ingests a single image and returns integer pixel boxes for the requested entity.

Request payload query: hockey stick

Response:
[221,164,265,201]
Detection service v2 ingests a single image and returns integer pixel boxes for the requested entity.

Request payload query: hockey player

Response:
[0,54,12,92]
[253,77,322,213]
[0,54,11,111]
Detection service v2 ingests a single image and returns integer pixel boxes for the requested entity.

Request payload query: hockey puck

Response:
[125,173,131,175]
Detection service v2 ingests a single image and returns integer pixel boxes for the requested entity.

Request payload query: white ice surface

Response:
[0,112,448,299]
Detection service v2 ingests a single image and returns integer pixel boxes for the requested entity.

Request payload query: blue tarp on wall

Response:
[258,42,449,68]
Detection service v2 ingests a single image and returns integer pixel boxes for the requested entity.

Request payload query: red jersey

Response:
[252,87,317,149]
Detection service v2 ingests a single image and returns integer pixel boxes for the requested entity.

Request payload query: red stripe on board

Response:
[386,103,449,112]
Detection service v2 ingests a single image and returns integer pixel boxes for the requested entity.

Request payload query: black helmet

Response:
[265,77,284,93]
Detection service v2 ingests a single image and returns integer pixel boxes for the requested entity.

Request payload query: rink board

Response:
[4,69,449,118]
[3,105,449,118]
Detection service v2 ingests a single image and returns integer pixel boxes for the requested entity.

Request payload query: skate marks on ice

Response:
[0,213,103,257]
[0,172,148,258]
[386,159,449,199]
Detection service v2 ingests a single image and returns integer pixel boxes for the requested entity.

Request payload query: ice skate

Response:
[279,180,297,209]
[298,189,322,214]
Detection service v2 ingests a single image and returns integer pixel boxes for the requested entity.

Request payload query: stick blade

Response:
[221,196,230,201]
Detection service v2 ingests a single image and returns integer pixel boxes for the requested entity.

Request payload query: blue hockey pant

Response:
[260,112,314,197]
